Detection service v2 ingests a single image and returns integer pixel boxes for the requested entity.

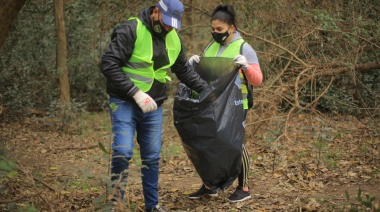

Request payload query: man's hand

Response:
[188,55,200,65]
[133,90,157,113]
[234,55,249,71]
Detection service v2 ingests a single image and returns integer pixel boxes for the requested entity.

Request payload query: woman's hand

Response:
[233,55,249,71]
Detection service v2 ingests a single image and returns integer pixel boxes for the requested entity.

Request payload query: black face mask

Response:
[152,19,169,38]
[211,28,230,44]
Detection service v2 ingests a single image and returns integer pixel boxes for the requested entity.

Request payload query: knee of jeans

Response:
[113,147,133,158]
[141,157,160,166]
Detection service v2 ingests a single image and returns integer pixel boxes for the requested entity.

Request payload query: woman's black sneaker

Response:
[228,187,251,202]
[188,185,219,199]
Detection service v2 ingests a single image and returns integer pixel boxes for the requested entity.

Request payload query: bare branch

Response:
[238,29,309,67]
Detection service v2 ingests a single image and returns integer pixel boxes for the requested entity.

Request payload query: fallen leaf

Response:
[305,198,321,211]
[347,171,357,177]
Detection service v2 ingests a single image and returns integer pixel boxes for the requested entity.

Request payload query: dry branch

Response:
[15,162,59,193]
[52,145,98,153]
[252,59,379,137]
[293,62,380,88]
[0,195,37,204]
[33,177,59,193]
[239,29,309,67]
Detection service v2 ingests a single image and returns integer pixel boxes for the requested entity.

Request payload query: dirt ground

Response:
[1,107,379,212]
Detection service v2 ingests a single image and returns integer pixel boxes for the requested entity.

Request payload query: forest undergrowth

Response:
[1,101,379,212]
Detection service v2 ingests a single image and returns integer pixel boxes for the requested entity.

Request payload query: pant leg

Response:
[238,144,250,188]
[136,106,163,209]
[238,109,250,188]
[109,97,141,201]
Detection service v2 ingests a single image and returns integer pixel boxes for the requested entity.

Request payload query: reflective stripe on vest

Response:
[204,39,249,109]
[122,17,181,92]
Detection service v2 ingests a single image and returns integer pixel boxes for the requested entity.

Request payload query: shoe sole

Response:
[228,195,251,203]
[188,196,201,200]
[208,193,218,198]
[188,193,218,200]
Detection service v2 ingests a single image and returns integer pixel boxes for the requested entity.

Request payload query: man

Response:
[100,0,207,211]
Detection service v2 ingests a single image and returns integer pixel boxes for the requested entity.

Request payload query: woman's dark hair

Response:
[211,4,237,29]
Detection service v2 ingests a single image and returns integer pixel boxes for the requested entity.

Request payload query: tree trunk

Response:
[0,0,26,53]
[54,0,70,103]
[186,0,194,51]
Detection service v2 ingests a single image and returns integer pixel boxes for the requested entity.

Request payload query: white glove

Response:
[188,55,200,65]
[234,55,249,71]
[133,90,157,113]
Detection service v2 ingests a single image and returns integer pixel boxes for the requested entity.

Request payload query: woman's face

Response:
[211,19,235,44]
[211,19,231,33]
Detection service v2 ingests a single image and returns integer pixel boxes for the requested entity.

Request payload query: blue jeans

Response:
[109,96,163,209]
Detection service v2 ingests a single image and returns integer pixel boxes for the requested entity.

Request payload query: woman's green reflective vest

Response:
[204,38,250,109]
[122,17,181,92]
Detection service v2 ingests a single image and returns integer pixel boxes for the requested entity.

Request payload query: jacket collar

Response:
[138,7,155,34]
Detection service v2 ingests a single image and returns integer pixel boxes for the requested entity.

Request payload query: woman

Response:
[187,4,263,203]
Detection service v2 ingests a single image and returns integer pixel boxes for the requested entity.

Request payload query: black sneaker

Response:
[145,205,167,212]
[188,185,219,200]
[228,187,251,203]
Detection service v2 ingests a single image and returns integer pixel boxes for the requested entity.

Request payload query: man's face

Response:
[156,10,173,32]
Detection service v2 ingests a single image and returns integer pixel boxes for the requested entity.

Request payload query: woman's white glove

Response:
[234,55,249,71]
[133,90,157,113]
[188,55,200,65]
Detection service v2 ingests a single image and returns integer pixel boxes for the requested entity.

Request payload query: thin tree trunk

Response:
[54,0,70,103]
[0,0,26,53]
[186,0,194,51]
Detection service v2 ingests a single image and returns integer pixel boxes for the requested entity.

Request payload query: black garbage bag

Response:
[173,57,245,190]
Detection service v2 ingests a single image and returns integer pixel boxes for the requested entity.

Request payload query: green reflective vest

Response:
[122,17,181,92]
[204,39,249,109]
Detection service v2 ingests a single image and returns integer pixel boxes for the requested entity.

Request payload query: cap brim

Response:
[161,13,181,30]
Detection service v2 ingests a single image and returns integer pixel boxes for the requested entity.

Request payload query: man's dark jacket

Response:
[101,7,207,106]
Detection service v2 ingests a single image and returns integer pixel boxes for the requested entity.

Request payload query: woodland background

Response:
[0,0,379,211]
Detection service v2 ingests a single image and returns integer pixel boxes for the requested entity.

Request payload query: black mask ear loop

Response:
[152,12,169,38]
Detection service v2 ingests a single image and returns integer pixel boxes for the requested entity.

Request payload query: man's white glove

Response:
[133,90,157,113]
[234,55,249,71]
[188,55,200,65]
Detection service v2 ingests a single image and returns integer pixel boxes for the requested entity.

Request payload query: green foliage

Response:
[66,177,93,191]
[98,141,109,155]
[0,0,379,118]
[254,1,380,116]
[324,149,341,169]
[0,0,154,115]
[0,156,18,208]
[0,160,16,171]
[0,159,17,178]
[310,118,341,171]
[311,9,341,31]
[161,143,182,162]
[1,0,58,115]
[17,204,38,212]
[345,187,379,212]
[109,102,118,113]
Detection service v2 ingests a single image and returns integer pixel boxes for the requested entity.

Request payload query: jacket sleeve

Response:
[100,21,139,97]
[171,40,208,93]
[244,64,263,86]
[241,43,263,86]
